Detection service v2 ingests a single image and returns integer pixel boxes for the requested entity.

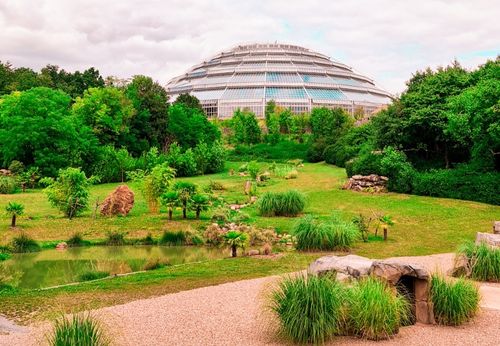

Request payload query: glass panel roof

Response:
[266,87,307,99]
[331,77,362,86]
[301,74,333,84]
[306,88,346,100]
[342,91,391,103]
[222,88,265,99]
[191,89,226,100]
[266,72,303,83]
[203,74,233,84]
[231,73,266,83]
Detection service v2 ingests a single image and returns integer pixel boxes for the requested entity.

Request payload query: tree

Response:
[5,202,24,227]
[160,191,179,220]
[190,194,210,219]
[173,93,203,113]
[142,163,176,213]
[72,87,135,147]
[45,168,91,219]
[231,109,261,144]
[223,231,248,257]
[174,181,197,219]
[115,148,135,183]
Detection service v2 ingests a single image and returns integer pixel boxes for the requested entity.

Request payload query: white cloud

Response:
[0,0,498,93]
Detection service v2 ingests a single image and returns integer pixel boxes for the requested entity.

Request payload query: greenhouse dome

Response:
[166,43,392,118]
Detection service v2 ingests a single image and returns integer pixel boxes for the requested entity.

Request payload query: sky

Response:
[0,0,499,94]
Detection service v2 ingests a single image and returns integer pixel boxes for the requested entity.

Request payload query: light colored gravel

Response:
[1,253,499,346]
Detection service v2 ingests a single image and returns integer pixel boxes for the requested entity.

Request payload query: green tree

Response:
[190,194,210,219]
[5,202,24,227]
[45,168,91,219]
[174,181,197,219]
[160,190,179,220]
[173,93,203,113]
[231,109,261,144]
[143,163,176,213]
[223,231,248,257]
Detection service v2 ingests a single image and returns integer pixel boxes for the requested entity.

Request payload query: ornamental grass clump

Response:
[47,314,110,346]
[160,231,186,246]
[458,242,500,282]
[294,215,359,251]
[78,271,110,282]
[271,274,346,344]
[430,274,479,326]
[11,233,41,253]
[257,190,305,217]
[348,277,410,340]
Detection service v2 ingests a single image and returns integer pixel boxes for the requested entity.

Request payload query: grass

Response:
[78,271,110,282]
[47,314,110,346]
[10,233,41,253]
[0,252,10,261]
[271,274,345,344]
[430,274,479,326]
[348,277,410,340]
[105,232,126,246]
[159,231,186,245]
[257,190,305,217]
[143,258,170,271]
[67,233,86,247]
[458,242,500,282]
[294,215,359,251]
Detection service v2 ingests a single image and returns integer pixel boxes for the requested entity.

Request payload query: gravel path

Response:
[1,253,499,346]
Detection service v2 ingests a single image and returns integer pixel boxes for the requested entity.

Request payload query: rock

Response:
[369,260,429,285]
[342,174,388,193]
[55,242,67,250]
[248,249,260,256]
[449,254,471,277]
[0,169,11,176]
[494,221,500,235]
[100,185,135,217]
[308,254,373,279]
[250,196,258,204]
[475,232,500,248]
[244,180,252,195]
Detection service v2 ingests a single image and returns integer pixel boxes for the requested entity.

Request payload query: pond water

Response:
[0,246,227,289]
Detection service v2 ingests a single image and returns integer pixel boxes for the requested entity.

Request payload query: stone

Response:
[415,301,435,325]
[244,180,252,195]
[475,232,500,248]
[0,169,11,176]
[342,174,388,193]
[55,242,67,250]
[100,185,135,217]
[414,278,430,301]
[494,221,500,235]
[250,196,258,204]
[248,249,260,256]
[369,260,429,285]
[308,254,373,278]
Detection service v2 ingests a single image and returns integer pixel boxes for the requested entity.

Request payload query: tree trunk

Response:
[182,203,187,219]
[196,209,200,219]
[11,214,16,227]
[168,208,173,220]
[21,183,26,193]
[231,245,237,257]
[444,143,449,169]
[383,227,388,241]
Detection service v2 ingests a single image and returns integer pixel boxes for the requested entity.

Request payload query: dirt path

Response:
[1,253,499,346]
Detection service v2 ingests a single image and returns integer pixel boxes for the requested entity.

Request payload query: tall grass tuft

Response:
[348,277,410,340]
[47,314,110,346]
[430,275,479,326]
[67,233,85,247]
[271,274,346,344]
[11,233,41,253]
[458,242,500,282]
[257,190,305,217]
[294,215,359,251]
[78,271,110,282]
[105,232,126,246]
[160,231,186,246]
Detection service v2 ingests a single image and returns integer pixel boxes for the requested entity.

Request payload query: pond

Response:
[0,246,227,289]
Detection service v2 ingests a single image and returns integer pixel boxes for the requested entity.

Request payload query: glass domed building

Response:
[166,43,392,118]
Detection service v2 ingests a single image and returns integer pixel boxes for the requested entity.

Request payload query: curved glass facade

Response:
[166,43,392,118]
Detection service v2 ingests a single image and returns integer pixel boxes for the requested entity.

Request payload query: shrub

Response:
[257,190,305,217]
[78,271,110,282]
[246,227,278,246]
[143,258,170,271]
[228,141,308,162]
[458,242,500,281]
[67,233,85,247]
[247,161,260,180]
[345,145,383,177]
[166,143,198,177]
[380,147,415,193]
[271,275,346,344]
[294,215,359,251]
[430,275,479,326]
[142,163,176,213]
[0,176,18,194]
[11,233,41,253]
[47,314,110,346]
[138,233,156,245]
[160,231,186,246]
[348,277,410,340]
[203,223,227,246]
[223,231,248,257]
[0,252,11,261]
[207,180,225,191]
[105,232,126,246]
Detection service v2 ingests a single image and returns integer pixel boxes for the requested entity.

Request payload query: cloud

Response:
[0,0,498,93]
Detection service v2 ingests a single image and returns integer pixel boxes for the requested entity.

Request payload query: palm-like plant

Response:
[224,231,248,258]
[174,181,197,219]
[160,191,179,220]
[5,202,24,227]
[190,194,210,219]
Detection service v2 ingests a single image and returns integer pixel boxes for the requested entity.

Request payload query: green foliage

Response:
[45,168,91,218]
[5,201,24,226]
[67,233,86,247]
[257,190,305,217]
[0,176,18,194]
[78,271,110,282]
[105,232,126,246]
[166,143,198,177]
[324,124,375,167]
[0,252,11,261]
[173,93,203,112]
[47,314,110,346]
[228,141,308,162]
[8,160,24,175]
[11,233,41,253]
[345,144,383,177]
[380,147,415,193]
[294,215,360,251]
[271,274,345,344]
[430,275,479,326]
[247,161,260,180]
[160,231,186,246]
[143,258,170,271]
[174,181,197,218]
[348,277,410,340]
[91,146,135,183]
[458,242,500,281]
[190,194,210,219]
[142,163,176,212]
[223,231,248,257]
[160,190,179,219]
[230,109,262,144]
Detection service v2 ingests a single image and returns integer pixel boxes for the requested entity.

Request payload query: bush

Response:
[137,233,156,245]
[160,231,186,246]
[430,275,479,326]
[257,190,305,217]
[67,233,86,247]
[78,271,110,282]
[105,232,126,246]
[0,176,18,194]
[380,147,415,193]
[271,275,346,344]
[228,141,308,162]
[143,258,170,271]
[0,252,11,261]
[294,215,359,251]
[47,314,110,346]
[458,242,500,281]
[166,143,198,177]
[348,277,410,340]
[345,146,383,177]
[11,233,41,253]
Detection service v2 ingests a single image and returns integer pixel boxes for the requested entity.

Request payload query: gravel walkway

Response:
[1,253,499,346]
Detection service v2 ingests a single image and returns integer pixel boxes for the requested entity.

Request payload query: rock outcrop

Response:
[100,185,135,216]
[493,221,500,235]
[308,254,374,279]
[475,232,500,248]
[342,174,388,192]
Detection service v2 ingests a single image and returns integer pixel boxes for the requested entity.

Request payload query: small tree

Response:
[224,231,248,257]
[5,202,24,227]
[190,194,210,219]
[143,164,176,213]
[45,168,91,219]
[160,191,179,220]
[174,181,197,219]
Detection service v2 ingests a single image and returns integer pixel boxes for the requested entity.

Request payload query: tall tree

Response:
[173,93,203,113]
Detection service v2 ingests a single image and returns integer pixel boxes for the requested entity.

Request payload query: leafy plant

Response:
[257,190,305,217]
[458,242,500,281]
[430,274,479,325]
[160,190,179,220]
[11,233,41,253]
[5,201,24,227]
[160,231,186,246]
[174,181,197,219]
[47,314,110,346]
[223,231,248,257]
[105,232,126,246]
[352,214,372,242]
[67,233,86,247]
[190,194,210,219]
[142,163,176,213]
[247,161,260,180]
[0,176,18,194]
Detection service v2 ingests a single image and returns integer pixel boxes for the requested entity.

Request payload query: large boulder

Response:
[369,260,429,285]
[476,232,500,247]
[308,254,373,279]
[100,185,135,217]
[494,221,500,234]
